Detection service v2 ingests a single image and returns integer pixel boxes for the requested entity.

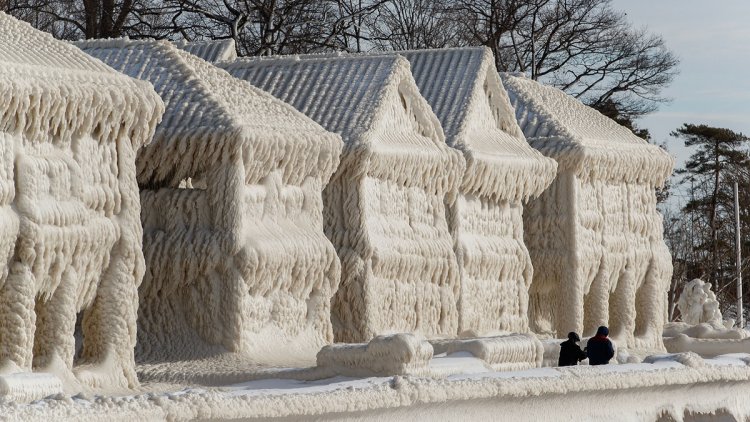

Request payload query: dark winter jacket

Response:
[586,335,615,365]
[558,339,587,366]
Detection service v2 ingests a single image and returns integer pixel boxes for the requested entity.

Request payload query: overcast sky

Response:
[610,0,750,166]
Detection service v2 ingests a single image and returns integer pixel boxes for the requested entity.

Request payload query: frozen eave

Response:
[503,74,674,186]
[78,39,342,188]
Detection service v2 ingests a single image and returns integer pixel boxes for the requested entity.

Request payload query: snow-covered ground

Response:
[3,352,750,421]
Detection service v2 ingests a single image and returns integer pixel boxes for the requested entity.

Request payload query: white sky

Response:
[610,0,750,163]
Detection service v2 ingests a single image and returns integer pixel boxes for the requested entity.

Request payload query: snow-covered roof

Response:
[396,48,556,201]
[502,74,673,186]
[174,39,237,62]
[0,12,160,148]
[220,55,463,194]
[77,39,341,188]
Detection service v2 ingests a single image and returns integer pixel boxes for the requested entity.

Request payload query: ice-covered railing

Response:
[0,12,163,393]
[78,39,343,366]
[220,55,465,342]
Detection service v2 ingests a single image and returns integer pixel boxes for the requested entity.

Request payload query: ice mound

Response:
[399,48,556,335]
[0,371,62,403]
[317,333,433,377]
[78,39,343,365]
[502,74,674,354]
[0,12,163,390]
[675,278,732,327]
[430,333,543,370]
[174,39,237,62]
[220,55,465,342]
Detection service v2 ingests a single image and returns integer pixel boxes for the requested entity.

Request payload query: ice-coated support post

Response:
[735,181,743,328]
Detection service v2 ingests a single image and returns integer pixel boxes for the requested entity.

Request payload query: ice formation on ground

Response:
[663,280,749,356]
[220,55,466,343]
[430,333,543,370]
[396,48,557,335]
[502,74,674,355]
[317,333,434,377]
[0,13,162,392]
[174,39,238,62]
[77,39,343,366]
[676,278,728,326]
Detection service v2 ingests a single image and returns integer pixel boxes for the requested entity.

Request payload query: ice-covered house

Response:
[0,13,162,388]
[396,48,557,335]
[220,56,466,343]
[79,40,343,364]
[501,74,673,353]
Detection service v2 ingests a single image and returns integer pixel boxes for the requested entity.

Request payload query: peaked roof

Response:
[392,48,557,201]
[220,55,463,194]
[174,39,237,62]
[77,39,341,188]
[502,74,673,186]
[0,12,160,148]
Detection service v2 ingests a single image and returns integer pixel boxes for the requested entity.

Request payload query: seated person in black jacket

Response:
[558,332,586,366]
[586,326,615,365]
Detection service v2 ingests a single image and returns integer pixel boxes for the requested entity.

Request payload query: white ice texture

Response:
[174,39,238,63]
[220,55,466,343]
[501,74,674,355]
[676,278,727,326]
[77,39,343,366]
[397,48,557,336]
[0,12,163,391]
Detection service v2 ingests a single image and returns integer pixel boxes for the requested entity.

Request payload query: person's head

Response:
[567,332,580,342]
[596,326,609,337]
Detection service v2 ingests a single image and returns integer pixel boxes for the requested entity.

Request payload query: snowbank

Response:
[502,74,673,355]
[0,12,163,392]
[78,39,343,366]
[4,354,750,420]
[220,55,465,343]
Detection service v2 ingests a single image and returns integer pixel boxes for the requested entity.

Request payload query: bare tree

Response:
[369,0,461,50]
[452,0,678,118]
[7,0,170,39]
[159,0,386,56]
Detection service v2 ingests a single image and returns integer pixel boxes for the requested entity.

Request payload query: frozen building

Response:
[174,39,237,62]
[501,74,673,353]
[220,55,465,343]
[397,48,557,335]
[0,13,162,389]
[79,40,343,364]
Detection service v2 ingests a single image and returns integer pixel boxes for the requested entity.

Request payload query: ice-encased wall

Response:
[79,40,342,365]
[0,13,162,389]
[400,48,557,335]
[220,56,465,342]
[502,74,673,354]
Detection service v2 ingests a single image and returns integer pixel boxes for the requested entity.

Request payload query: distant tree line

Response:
[3,0,678,122]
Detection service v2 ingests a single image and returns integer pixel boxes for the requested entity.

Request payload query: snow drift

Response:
[78,39,343,365]
[220,55,466,342]
[0,12,163,391]
[502,74,674,355]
